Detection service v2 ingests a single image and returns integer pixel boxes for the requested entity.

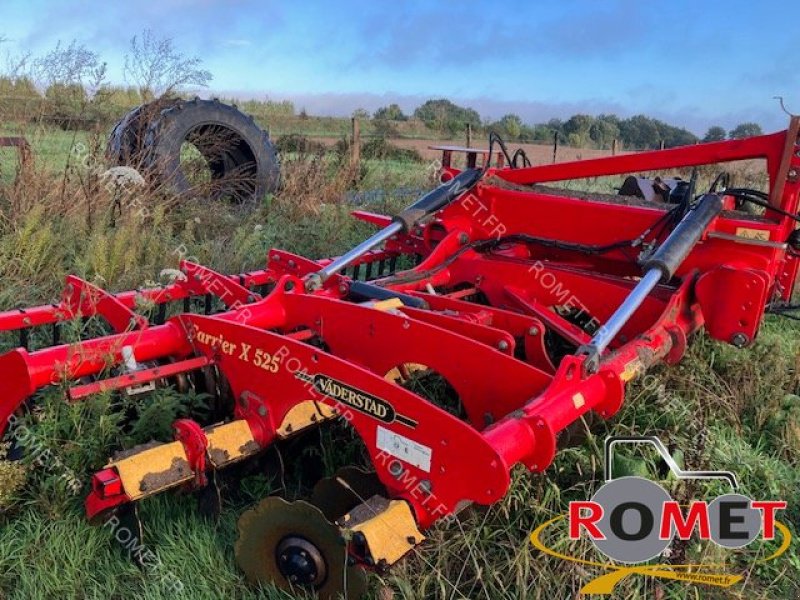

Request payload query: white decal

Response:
[376,426,432,473]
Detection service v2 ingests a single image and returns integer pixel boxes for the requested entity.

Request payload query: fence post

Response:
[612,138,618,156]
[351,117,361,166]
[466,123,472,148]
[552,131,559,163]
[659,140,665,150]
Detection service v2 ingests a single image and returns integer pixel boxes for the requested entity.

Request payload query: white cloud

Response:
[223,39,252,48]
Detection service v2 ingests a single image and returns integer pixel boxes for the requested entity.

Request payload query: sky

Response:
[0,0,798,134]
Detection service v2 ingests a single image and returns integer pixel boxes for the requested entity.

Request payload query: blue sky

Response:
[1,0,797,133]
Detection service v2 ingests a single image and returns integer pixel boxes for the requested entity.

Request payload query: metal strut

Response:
[580,194,723,371]
[305,168,483,290]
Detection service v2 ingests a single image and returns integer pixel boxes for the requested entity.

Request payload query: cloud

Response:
[222,39,252,47]
[346,1,662,70]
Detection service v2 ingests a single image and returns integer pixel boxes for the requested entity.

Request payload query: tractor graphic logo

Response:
[530,436,790,594]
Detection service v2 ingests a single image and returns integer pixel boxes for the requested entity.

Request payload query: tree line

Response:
[370,99,764,150]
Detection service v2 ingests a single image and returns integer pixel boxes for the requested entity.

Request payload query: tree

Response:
[1,35,33,81]
[124,29,211,100]
[563,114,595,147]
[373,103,406,121]
[618,115,657,148]
[589,118,619,149]
[352,108,370,120]
[497,113,523,139]
[33,40,107,96]
[728,122,763,140]
[413,99,481,134]
[703,126,727,142]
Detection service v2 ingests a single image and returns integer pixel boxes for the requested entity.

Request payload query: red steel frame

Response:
[0,120,798,536]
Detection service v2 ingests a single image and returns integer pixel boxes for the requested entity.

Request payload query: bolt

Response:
[272,254,281,261]
[284,281,296,292]
[497,340,509,351]
[389,461,404,478]
[419,480,433,495]
[528,326,539,336]
[288,260,296,268]
[247,295,256,303]
[239,395,249,408]
[458,232,469,245]
[731,333,749,348]
[258,405,267,417]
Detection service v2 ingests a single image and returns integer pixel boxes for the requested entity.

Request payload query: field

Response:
[0,123,797,600]
[305,136,619,164]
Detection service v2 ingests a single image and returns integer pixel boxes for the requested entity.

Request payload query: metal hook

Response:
[774,96,797,117]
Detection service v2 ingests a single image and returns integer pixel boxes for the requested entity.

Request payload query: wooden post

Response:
[351,117,361,166]
[659,139,665,151]
[552,131,559,163]
[612,138,618,156]
[466,123,472,148]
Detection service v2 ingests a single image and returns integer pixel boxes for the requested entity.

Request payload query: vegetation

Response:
[703,125,727,142]
[729,122,764,140]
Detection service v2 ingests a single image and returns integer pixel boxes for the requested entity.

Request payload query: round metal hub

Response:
[276,535,327,588]
[235,496,367,600]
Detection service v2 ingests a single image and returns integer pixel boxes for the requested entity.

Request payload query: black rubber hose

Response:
[348,281,428,308]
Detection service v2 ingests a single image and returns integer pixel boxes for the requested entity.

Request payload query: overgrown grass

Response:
[0,126,797,599]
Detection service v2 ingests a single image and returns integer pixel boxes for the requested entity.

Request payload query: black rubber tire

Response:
[107,98,181,168]
[108,98,279,204]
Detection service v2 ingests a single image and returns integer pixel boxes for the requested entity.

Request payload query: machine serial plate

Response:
[376,426,433,472]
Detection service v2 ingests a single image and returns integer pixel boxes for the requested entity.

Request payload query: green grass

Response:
[0,126,797,599]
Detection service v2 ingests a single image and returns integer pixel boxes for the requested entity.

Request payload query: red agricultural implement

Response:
[1,118,799,598]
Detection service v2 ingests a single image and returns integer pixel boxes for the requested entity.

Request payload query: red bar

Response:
[68,355,213,401]
[0,268,275,334]
[497,131,785,189]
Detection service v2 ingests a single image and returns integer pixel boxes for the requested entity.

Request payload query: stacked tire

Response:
[108,98,280,204]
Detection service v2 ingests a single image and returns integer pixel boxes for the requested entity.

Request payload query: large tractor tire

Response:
[108,98,279,204]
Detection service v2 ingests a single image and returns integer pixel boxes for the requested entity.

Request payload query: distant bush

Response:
[361,137,423,162]
[275,134,327,155]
